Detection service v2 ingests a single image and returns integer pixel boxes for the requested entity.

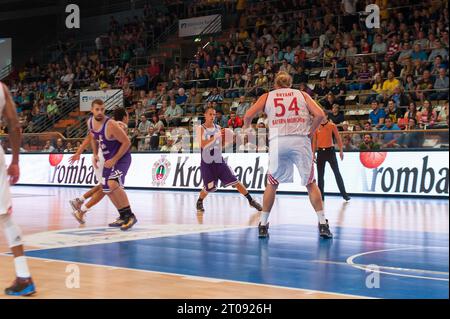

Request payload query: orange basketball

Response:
[359,152,387,169]
[49,154,64,167]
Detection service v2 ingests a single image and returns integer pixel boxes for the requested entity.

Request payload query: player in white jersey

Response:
[243,72,332,238]
[69,107,129,225]
[0,82,36,296]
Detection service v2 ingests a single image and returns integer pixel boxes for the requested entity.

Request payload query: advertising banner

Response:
[79,89,123,111]
[4,151,448,197]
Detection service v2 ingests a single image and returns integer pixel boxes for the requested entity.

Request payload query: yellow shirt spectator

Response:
[382,78,401,95]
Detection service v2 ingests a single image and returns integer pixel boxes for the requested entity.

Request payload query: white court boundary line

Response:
[346,247,449,282]
[0,253,374,299]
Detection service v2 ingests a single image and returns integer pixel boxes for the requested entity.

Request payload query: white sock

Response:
[80,204,89,213]
[79,195,86,202]
[14,256,31,278]
[260,211,270,226]
[316,210,326,224]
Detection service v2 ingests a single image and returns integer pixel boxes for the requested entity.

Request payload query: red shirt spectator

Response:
[147,58,160,78]
[228,112,243,128]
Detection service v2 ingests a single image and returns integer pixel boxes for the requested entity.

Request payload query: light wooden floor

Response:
[0,186,448,299]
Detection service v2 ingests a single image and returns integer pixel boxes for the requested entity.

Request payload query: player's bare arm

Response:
[105,120,131,168]
[243,93,268,129]
[301,91,326,137]
[2,83,21,184]
[69,133,92,164]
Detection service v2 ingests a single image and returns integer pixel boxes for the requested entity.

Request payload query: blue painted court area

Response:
[24,225,448,299]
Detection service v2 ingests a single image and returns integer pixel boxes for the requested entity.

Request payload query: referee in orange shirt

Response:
[313,115,350,202]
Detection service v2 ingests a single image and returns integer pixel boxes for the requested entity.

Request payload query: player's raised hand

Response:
[7,163,20,185]
[68,153,81,165]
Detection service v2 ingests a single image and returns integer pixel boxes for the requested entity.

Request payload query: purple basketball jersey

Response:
[200,124,237,192]
[89,116,132,192]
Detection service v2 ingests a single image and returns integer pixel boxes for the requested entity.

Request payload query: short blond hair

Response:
[274,71,292,88]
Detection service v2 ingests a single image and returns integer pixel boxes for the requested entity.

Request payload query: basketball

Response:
[359,152,387,169]
[48,154,63,167]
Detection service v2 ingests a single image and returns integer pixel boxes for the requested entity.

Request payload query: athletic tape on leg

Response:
[0,214,23,248]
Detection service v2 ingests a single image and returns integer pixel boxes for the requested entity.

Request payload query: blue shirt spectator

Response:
[369,103,386,126]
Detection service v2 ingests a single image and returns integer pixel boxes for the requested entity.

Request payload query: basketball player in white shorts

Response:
[243,72,332,239]
[69,107,129,225]
[0,82,36,296]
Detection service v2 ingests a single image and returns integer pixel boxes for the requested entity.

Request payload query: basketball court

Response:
[1,186,447,299]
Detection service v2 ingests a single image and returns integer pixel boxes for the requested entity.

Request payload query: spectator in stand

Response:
[385,34,401,61]
[380,117,401,148]
[147,58,161,90]
[150,114,165,134]
[389,85,410,109]
[206,87,224,103]
[214,110,229,128]
[328,104,344,125]
[404,101,420,123]
[64,141,74,153]
[430,68,449,100]
[366,73,383,103]
[186,87,202,115]
[175,88,188,107]
[330,74,347,105]
[221,73,234,98]
[320,92,338,112]
[134,69,148,91]
[165,99,183,127]
[382,71,402,98]
[236,95,250,118]
[398,42,413,65]
[228,111,243,129]
[369,101,386,128]
[428,40,448,63]
[429,56,448,76]
[416,70,435,101]
[372,34,387,61]
[137,115,151,151]
[385,99,404,123]
[342,135,358,151]
[410,43,428,62]
[397,119,423,148]
[359,134,381,150]
[314,78,330,100]
[134,101,146,121]
[419,100,438,128]
[42,140,55,153]
[47,99,59,123]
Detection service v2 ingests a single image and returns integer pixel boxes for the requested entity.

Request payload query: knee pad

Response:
[0,214,23,248]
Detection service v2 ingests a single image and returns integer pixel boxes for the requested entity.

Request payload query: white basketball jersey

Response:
[0,82,5,122]
[265,88,312,140]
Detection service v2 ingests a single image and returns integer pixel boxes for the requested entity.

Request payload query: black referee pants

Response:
[317,147,348,200]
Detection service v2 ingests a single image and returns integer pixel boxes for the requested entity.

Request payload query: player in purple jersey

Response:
[69,107,130,225]
[196,107,262,213]
[89,100,137,231]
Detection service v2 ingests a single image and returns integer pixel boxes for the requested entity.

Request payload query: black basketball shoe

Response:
[120,214,138,231]
[196,199,205,213]
[258,223,269,238]
[318,220,333,239]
